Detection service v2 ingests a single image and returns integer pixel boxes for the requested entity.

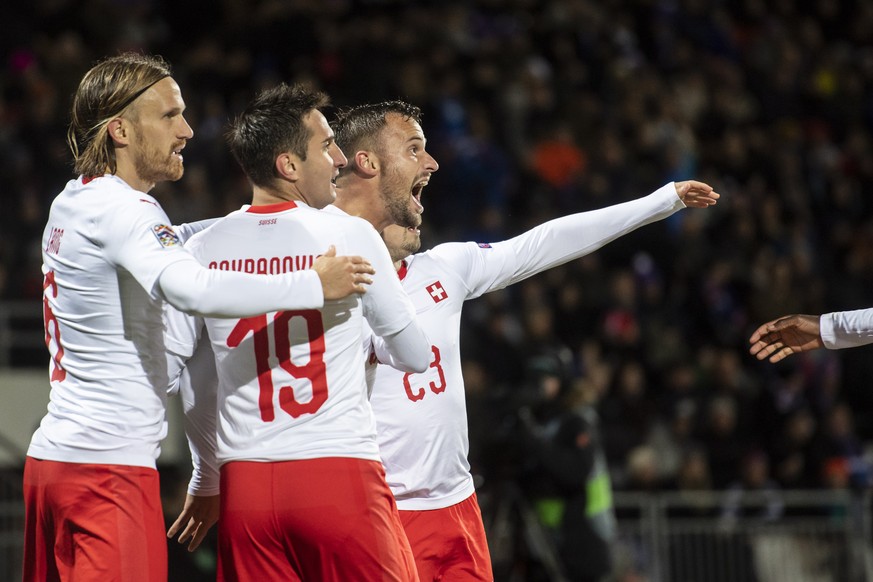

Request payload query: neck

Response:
[251,184,304,206]
[112,158,154,193]
[333,182,391,232]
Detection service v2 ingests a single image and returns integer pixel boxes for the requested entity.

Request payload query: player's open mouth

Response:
[171,145,185,161]
[412,178,429,206]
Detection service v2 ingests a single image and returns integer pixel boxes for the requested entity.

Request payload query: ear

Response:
[353,150,379,178]
[107,118,130,147]
[276,152,299,181]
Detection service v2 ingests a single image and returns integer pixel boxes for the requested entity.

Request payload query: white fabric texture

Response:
[165,201,427,487]
[369,182,685,510]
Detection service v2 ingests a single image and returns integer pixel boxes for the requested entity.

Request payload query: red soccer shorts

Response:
[22,456,167,582]
[217,457,419,582]
[399,493,494,581]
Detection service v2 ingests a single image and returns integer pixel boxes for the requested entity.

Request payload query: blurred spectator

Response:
[810,402,872,489]
[721,450,784,522]
[600,361,657,480]
[697,395,747,489]
[770,407,819,489]
[623,445,664,493]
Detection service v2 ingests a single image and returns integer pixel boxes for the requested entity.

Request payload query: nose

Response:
[332,143,347,169]
[423,151,439,172]
[179,115,194,139]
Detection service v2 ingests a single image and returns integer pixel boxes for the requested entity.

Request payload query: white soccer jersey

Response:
[165,201,420,466]
[821,309,873,349]
[370,182,685,510]
[29,175,198,467]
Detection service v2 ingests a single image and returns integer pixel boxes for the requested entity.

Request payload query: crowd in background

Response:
[4,0,873,575]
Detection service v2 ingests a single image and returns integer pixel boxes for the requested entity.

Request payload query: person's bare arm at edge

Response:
[314,245,375,299]
[749,314,824,363]
[167,494,220,552]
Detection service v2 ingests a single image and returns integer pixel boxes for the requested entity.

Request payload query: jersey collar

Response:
[245,201,299,214]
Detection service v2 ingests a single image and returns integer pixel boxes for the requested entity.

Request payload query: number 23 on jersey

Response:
[404,345,446,402]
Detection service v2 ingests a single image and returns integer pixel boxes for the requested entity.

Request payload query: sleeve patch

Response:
[152,224,181,247]
[477,242,492,248]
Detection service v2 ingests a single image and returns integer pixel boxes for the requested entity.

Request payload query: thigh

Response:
[23,457,166,582]
[400,493,493,582]
[217,461,299,582]
[23,457,58,582]
[220,458,418,582]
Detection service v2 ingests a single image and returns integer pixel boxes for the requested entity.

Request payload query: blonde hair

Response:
[67,53,171,176]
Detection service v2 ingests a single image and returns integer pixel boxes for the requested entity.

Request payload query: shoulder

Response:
[83,175,148,200]
[405,242,476,278]
[315,212,379,240]
[425,240,490,263]
[77,176,166,216]
[318,204,373,229]
[186,207,249,245]
[57,178,169,237]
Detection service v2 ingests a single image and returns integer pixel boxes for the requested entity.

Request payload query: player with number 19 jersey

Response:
[167,200,422,466]
[167,199,428,581]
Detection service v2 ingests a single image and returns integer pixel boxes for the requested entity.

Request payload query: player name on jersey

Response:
[207,255,315,274]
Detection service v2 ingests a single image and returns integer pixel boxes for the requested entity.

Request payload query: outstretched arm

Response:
[751,308,873,362]
[749,314,824,363]
[450,180,719,297]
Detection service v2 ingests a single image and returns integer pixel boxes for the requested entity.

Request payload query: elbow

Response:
[386,325,432,373]
[404,327,432,372]
[407,349,431,374]
[390,346,430,373]
[165,291,206,316]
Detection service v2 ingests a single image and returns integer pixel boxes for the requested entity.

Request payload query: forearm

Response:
[499,182,683,285]
[821,309,873,349]
[166,352,187,396]
[178,342,221,496]
[157,257,323,317]
[375,321,431,373]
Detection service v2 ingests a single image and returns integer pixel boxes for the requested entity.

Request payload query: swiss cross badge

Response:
[426,281,448,303]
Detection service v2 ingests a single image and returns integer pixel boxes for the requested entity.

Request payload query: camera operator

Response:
[517,350,617,582]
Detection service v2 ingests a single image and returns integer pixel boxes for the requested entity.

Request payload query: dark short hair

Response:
[226,83,330,188]
[332,100,422,177]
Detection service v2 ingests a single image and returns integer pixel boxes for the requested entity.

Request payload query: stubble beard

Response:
[133,134,184,185]
[380,165,420,229]
[386,231,421,263]
[403,233,422,257]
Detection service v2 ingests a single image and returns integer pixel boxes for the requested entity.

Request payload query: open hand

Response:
[675,180,720,208]
[748,314,824,363]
